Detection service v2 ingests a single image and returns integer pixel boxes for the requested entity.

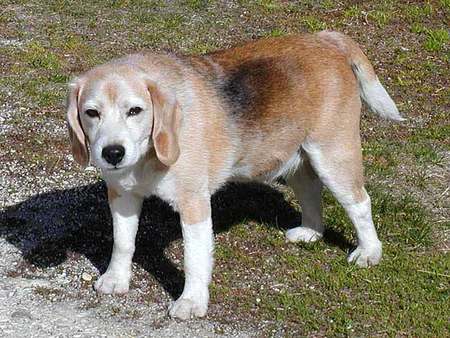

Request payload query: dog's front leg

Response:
[169,198,214,320]
[94,188,143,294]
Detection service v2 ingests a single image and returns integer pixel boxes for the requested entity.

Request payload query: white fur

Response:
[301,140,353,205]
[345,197,382,267]
[286,227,323,243]
[353,67,404,121]
[300,139,382,266]
[286,165,324,243]
[80,77,153,171]
[102,156,179,209]
[169,218,214,319]
[102,161,213,319]
[94,192,143,294]
[267,151,302,181]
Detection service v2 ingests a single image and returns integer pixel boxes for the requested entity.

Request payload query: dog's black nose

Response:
[102,145,125,165]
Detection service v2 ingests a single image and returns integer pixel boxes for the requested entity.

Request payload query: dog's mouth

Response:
[103,165,128,173]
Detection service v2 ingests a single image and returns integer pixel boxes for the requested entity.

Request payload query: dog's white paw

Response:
[348,241,382,267]
[169,295,208,320]
[94,271,130,294]
[286,226,323,243]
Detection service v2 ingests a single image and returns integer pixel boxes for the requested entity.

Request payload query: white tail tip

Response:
[360,79,405,121]
[352,63,405,121]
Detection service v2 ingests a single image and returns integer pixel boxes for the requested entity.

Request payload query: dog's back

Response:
[189,33,398,181]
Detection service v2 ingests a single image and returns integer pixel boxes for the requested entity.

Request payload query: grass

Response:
[210,184,447,336]
[0,0,449,336]
[210,189,447,335]
[302,16,327,32]
[404,2,433,22]
[368,10,392,28]
[424,28,449,51]
[343,5,361,20]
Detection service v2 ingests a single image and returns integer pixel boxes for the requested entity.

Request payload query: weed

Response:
[411,22,427,34]
[440,0,450,10]
[368,10,391,28]
[320,0,334,10]
[302,16,327,32]
[343,5,360,19]
[255,0,280,12]
[185,0,210,10]
[23,42,62,71]
[266,28,285,37]
[424,28,449,52]
[404,3,433,23]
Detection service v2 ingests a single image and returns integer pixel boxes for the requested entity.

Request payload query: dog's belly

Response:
[231,148,302,182]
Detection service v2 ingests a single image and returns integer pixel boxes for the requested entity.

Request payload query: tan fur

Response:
[197,34,358,182]
[66,81,89,167]
[107,187,120,202]
[178,197,211,225]
[104,81,118,103]
[147,81,182,166]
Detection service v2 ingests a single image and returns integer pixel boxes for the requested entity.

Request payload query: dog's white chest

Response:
[103,161,178,208]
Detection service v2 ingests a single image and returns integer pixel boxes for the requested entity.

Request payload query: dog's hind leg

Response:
[301,138,382,267]
[286,156,324,243]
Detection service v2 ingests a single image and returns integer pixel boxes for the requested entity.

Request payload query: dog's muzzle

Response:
[102,144,125,165]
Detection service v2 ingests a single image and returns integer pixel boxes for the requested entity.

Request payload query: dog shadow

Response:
[0,181,351,298]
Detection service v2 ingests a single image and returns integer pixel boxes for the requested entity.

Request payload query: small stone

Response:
[81,272,92,282]
[11,309,32,320]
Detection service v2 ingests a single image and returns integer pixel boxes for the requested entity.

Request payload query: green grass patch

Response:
[411,22,427,34]
[302,16,327,32]
[404,2,433,23]
[440,0,450,10]
[24,41,62,71]
[253,247,448,336]
[343,5,361,19]
[410,120,450,144]
[184,0,211,10]
[254,0,281,12]
[424,28,449,52]
[265,28,285,37]
[323,185,433,249]
[368,10,391,28]
[363,140,399,175]
[209,177,441,335]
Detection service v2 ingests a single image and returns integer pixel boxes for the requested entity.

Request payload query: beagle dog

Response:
[66,31,403,320]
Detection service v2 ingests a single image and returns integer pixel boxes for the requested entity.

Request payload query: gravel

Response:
[0,276,250,337]
[0,94,254,337]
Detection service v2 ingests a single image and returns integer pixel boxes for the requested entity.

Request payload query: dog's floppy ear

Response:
[66,79,89,168]
[147,81,181,166]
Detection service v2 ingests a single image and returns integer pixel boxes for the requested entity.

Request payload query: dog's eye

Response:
[85,109,99,118]
[128,107,143,116]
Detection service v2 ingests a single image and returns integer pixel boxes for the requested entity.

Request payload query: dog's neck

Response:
[101,146,171,198]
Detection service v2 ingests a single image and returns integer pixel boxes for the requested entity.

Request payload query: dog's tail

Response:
[317,31,404,121]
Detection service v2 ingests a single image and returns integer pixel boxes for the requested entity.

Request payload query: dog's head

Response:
[66,62,181,172]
